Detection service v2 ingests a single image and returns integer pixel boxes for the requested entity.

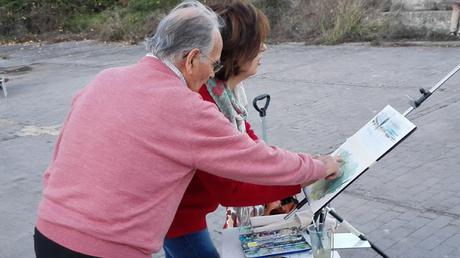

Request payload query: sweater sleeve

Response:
[194,88,301,205]
[196,119,300,206]
[188,98,327,186]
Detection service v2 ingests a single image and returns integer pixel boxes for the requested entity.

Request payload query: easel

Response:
[286,64,460,258]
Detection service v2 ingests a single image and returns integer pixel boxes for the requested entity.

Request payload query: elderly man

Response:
[34,1,340,258]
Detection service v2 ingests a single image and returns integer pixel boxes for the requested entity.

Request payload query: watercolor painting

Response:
[305,105,416,213]
[309,149,358,201]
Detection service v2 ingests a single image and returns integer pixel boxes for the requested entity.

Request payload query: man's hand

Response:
[301,179,317,188]
[314,155,342,180]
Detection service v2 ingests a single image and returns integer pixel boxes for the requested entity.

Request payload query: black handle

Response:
[253,94,270,117]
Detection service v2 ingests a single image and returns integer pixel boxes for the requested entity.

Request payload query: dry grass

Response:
[254,0,391,44]
[0,0,450,45]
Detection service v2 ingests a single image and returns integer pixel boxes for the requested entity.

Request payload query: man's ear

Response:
[184,48,201,74]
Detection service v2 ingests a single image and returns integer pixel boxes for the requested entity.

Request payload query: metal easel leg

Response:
[325,206,390,258]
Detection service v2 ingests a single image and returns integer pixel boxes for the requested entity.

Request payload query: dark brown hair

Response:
[211,0,270,81]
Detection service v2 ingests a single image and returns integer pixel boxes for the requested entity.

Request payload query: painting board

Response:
[304,105,417,213]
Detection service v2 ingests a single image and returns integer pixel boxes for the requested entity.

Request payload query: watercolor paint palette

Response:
[239,227,311,258]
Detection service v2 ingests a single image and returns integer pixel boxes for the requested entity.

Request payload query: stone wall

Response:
[386,0,454,34]
[254,0,454,42]
[389,0,450,10]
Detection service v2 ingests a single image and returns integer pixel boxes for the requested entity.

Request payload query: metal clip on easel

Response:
[284,63,460,258]
[403,63,460,117]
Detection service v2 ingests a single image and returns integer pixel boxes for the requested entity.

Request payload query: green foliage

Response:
[253,0,291,28]
[0,0,441,44]
[322,0,368,43]
[126,0,179,12]
[90,2,174,42]
[0,0,116,13]
[0,0,115,41]
[313,0,388,44]
[65,13,106,33]
[0,0,178,42]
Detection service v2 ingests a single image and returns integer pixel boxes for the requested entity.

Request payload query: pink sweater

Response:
[36,56,326,258]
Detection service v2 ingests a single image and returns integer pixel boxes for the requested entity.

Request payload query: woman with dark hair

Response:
[163,1,302,257]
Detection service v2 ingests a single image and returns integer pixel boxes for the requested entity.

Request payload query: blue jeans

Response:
[163,229,220,258]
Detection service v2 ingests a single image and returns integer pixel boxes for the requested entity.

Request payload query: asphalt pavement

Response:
[1,41,459,258]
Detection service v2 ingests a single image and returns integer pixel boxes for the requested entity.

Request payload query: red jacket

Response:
[166,85,301,238]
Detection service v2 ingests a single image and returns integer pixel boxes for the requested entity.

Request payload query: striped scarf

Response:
[205,78,264,228]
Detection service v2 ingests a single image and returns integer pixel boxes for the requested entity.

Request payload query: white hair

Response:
[146,0,222,64]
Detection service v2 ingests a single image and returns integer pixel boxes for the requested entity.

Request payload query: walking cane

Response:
[253,94,298,215]
[228,94,272,228]
[252,94,271,142]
